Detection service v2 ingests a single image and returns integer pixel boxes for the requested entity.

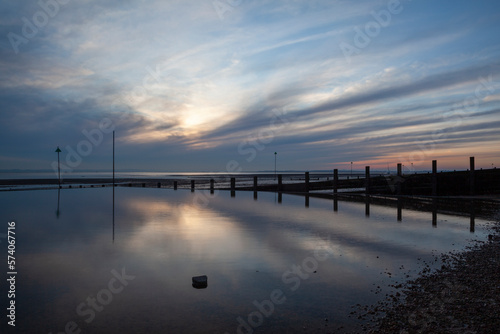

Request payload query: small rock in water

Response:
[192,275,208,289]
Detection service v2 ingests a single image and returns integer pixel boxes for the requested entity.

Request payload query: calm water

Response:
[0,188,489,333]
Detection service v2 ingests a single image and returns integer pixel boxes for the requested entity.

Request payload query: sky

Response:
[1,0,500,173]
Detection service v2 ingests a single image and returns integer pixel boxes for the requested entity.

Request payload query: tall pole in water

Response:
[55,146,62,186]
[113,131,115,187]
[351,162,353,176]
[274,152,277,180]
[112,131,115,243]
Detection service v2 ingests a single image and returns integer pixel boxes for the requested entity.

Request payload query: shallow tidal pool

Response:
[0,188,489,333]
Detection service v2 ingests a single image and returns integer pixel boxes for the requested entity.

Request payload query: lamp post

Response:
[274,152,277,180]
[55,146,62,186]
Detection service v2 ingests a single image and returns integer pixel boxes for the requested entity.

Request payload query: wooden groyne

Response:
[1,157,499,197]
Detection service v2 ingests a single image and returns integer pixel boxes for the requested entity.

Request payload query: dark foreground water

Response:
[0,188,490,333]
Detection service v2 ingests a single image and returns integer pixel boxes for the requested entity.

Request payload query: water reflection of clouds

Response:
[0,188,489,333]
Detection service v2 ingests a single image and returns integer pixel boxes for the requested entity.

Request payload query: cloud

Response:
[1,0,500,171]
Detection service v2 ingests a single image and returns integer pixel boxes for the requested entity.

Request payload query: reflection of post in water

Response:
[470,199,475,233]
[365,195,370,217]
[278,192,282,204]
[397,197,402,222]
[56,188,61,218]
[112,186,115,243]
[432,198,437,227]
[253,191,258,201]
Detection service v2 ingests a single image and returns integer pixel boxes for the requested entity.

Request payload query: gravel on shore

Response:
[360,215,500,333]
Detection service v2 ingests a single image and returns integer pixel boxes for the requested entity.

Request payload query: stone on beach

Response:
[192,275,208,289]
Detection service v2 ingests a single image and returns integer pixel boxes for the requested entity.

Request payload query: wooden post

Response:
[157,182,161,188]
[333,169,338,197]
[470,156,475,196]
[174,181,178,190]
[305,195,309,207]
[278,174,282,192]
[230,177,236,191]
[210,179,214,194]
[191,180,195,192]
[432,160,437,196]
[397,163,402,195]
[365,166,370,195]
[253,176,258,192]
[305,172,310,192]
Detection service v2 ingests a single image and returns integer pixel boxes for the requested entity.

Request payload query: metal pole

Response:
[113,131,115,188]
[55,146,62,186]
[57,151,60,186]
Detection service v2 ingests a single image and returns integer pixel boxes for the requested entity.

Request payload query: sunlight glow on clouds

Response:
[1,0,499,172]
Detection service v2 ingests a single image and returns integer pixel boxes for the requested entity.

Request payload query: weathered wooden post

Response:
[210,179,214,194]
[333,169,338,197]
[365,166,370,195]
[230,177,236,197]
[157,182,161,188]
[278,174,282,192]
[305,172,310,192]
[397,163,402,195]
[470,156,475,196]
[191,180,195,192]
[432,160,437,196]
[230,177,236,191]
[305,195,309,207]
[278,192,282,203]
[252,176,258,199]
[174,181,178,190]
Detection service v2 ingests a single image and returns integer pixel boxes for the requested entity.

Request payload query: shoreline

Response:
[360,214,500,333]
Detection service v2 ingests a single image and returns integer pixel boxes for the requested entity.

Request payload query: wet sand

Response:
[359,216,500,333]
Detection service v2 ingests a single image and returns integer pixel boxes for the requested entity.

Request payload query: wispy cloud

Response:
[1,0,500,171]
